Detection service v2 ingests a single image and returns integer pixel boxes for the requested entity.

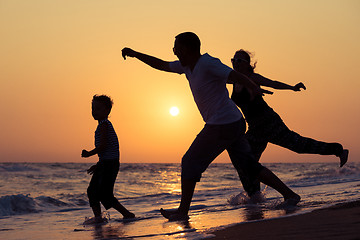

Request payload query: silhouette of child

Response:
[82,95,134,223]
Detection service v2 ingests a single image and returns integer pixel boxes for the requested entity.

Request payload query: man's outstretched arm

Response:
[122,47,172,72]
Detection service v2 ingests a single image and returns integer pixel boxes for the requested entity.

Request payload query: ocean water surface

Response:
[0,162,359,239]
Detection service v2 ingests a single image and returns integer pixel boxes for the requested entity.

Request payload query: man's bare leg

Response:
[160,179,196,220]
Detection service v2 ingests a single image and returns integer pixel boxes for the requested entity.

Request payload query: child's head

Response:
[91,95,113,121]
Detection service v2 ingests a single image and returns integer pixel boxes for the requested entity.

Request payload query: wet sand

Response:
[210,200,360,240]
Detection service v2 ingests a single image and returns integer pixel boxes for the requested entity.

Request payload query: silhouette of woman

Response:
[231,49,349,196]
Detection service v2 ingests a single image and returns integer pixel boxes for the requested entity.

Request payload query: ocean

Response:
[0,162,359,240]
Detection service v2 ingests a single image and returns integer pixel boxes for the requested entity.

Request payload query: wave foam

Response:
[0,194,88,216]
[0,194,38,216]
[0,163,39,172]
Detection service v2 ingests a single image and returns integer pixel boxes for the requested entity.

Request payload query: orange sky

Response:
[1,0,359,163]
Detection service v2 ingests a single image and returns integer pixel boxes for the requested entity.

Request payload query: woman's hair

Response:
[92,94,113,112]
[236,49,257,73]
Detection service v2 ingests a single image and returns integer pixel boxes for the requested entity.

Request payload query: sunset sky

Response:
[1,0,359,164]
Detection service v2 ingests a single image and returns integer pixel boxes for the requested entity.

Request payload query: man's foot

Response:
[339,149,349,167]
[123,212,135,219]
[160,208,189,221]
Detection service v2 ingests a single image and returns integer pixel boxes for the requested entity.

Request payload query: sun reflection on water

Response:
[158,170,181,194]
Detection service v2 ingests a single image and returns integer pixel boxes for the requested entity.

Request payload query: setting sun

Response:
[169,106,180,116]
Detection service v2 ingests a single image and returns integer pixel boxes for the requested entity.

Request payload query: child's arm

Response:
[81,123,108,158]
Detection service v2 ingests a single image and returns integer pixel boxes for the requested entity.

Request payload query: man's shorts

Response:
[181,118,264,182]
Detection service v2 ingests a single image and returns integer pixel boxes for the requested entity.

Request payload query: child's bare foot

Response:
[339,149,349,167]
[83,216,107,225]
[160,208,189,221]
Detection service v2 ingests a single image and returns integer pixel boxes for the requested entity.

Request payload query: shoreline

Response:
[209,200,360,240]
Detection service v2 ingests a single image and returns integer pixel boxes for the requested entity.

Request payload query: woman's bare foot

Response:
[123,212,135,219]
[284,194,301,206]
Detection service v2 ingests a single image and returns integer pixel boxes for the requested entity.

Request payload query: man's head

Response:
[173,32,201,66]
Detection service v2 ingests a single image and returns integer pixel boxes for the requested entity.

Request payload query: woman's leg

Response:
[271,125,348,166]
[257,167,300,203]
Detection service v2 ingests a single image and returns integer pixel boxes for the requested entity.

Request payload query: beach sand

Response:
[210,200,360,240]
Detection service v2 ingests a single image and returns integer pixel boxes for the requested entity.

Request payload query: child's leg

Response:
[100,160,135,219]
[87,168,103,218]
[91,202,102,218]
[112,200,135,219]
[101,194,135,218]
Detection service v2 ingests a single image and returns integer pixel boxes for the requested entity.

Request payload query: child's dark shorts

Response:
[87,159,119,210]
